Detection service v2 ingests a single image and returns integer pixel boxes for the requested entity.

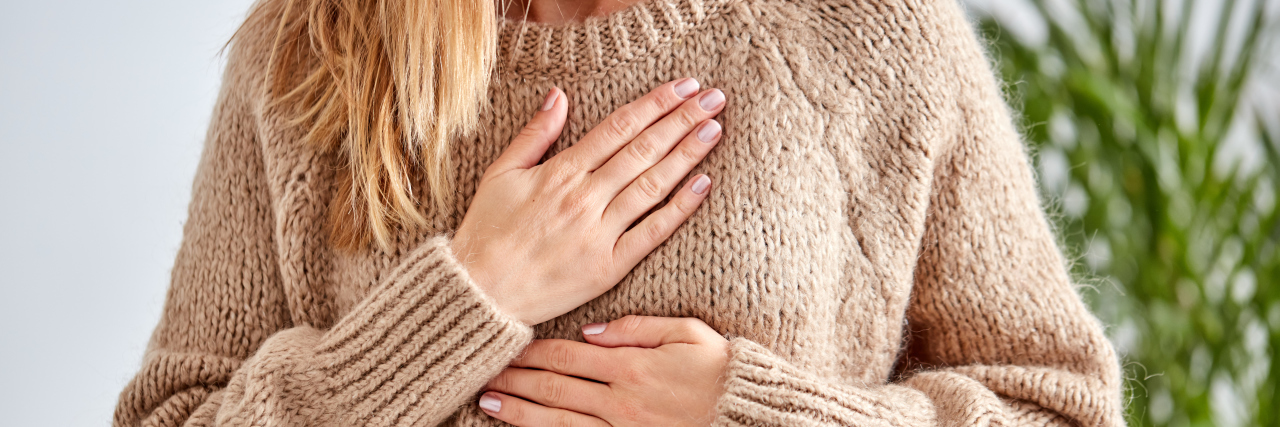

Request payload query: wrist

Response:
[448,237,535,325]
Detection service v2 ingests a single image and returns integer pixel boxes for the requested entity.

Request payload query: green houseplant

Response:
[970,0,1279,425]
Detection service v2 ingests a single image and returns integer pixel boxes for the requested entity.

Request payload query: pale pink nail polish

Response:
[479,394,501,413]
[697,120,721,143]
[674,78,700,99]
[691,175,712,195]
[540,88,559,111]
[582,323,607,335]
[699,89,725,111]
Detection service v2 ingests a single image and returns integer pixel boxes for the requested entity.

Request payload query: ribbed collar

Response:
[496,0,735,80]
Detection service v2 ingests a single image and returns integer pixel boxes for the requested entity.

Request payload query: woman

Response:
[115,0,1126,425]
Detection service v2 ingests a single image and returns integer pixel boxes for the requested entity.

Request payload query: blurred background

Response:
[966,0,1280,425]
[0,0,1276,426]
[0,1,255,425]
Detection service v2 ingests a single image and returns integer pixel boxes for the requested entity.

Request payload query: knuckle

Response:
[489,371,512,390]
[618,315,646,335]
[557,187,593,216]
[672,190,700,213]
[606,108,639,141]
[544,163,574,185]
[615,362,647,386]
[673,106,700,126]
[674,143,701,164]
[612,399,644,423]
[552,412,575,427]
[629,136,659,162]
[518,121,547,141]
[642,219,669,242]
[545,343,576,373]
[502,400,526,423]
[621,353,658,386]
[537,378,568,405]
[634,175,664,201]
[650,88,681,109]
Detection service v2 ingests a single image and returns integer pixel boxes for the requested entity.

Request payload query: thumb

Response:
[581,315,716,348]
[489,87,567,172]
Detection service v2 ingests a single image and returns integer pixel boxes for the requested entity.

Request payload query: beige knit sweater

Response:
[115,0,1126,425]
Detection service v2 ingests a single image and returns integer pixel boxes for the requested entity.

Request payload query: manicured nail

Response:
[699,89,725,111]
[540,88,559,111]
[674,78,700,99]
[697,120,721,143]
[691,175,711,195]
[582,323,607,335]
[479,394,502,413]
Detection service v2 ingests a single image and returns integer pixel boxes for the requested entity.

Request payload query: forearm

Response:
[715,339,1114,426]
[117,237,533,426]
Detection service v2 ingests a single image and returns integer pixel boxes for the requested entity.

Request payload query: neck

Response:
[502,0,641,24]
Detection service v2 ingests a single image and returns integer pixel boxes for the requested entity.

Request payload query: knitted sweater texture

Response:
[115,0,1126,425]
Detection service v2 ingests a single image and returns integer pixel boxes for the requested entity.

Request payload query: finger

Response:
[603,119,721,228]
[591,89,726,195]
[580,315,719,348]
[489,87,567,172]
[510,339,616,382]
[612,174,711,268]
[479,392,610,427]
[486,368,611,414]
[557,78,701,170]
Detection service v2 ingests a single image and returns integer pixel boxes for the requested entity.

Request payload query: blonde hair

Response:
[238,0,496,249]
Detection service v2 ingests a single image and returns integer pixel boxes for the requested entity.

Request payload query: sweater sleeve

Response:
[113,36,532,427]
[713,110,1128,425]
[711,1,1125,425]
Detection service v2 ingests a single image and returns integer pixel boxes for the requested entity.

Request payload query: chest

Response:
[314,46,934,359]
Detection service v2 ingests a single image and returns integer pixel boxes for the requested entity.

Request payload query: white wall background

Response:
[0,1,255,425]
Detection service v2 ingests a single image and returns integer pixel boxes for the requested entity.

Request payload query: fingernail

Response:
[582,323,607,335]
[697,120,721,143]
[691,175,711,195]
[674,78,700,99]
[699,89,725,111]
[479,394,502,413]
[540,88,559,111]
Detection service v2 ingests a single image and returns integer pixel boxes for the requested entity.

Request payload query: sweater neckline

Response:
[496,0,734,80]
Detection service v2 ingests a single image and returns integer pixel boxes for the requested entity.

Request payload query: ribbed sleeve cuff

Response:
[713,338,934,427]
[314,236,534,424]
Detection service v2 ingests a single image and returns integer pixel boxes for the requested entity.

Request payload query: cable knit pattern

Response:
[115,0,1125,425]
